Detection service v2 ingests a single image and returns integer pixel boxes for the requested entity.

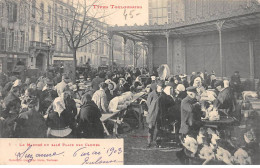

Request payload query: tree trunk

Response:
[72,48,77,83]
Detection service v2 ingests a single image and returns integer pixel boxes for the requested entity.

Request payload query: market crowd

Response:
[0,67,149,138]
[0,68,250,140]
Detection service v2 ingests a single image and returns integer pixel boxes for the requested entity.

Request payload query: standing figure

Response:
[230,71,241,99]
[77,94,104,138]
[179,86,201,136]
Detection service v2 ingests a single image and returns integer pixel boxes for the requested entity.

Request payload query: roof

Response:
[108,5,260,42]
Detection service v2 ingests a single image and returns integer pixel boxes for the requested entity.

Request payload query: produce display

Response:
[108,92,133,112]
[182,127,254,165]
[201,101,220,121]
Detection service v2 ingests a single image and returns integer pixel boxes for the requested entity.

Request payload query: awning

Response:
[53,57,73,61]
[108,5,260,41]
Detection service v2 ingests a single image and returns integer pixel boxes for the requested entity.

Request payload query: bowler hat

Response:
[214,80,224,88]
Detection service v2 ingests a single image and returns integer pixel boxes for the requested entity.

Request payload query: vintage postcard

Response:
[0,0,260,165]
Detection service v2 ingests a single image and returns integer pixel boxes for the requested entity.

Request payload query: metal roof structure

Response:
[108,4,260,42]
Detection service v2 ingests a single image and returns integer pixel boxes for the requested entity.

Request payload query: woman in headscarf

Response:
[76,94,104,138]
[45,86,76,138]
[193,77,206,98]
[14,97,47,138]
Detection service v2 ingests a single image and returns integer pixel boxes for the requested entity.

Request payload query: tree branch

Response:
[77,34,104,49]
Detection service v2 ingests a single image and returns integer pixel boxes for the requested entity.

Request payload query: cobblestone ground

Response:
[120,125,182,165]
[113,113,260,165]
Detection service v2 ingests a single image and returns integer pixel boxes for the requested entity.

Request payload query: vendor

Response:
[213,80,236,117]
[116,78,130,95]
[179,86,201,136]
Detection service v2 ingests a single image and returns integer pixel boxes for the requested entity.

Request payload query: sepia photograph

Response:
[0,0,260,165]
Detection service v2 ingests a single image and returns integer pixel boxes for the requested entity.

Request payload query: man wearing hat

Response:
[41,78,58,115]
[55,73,71,97]
[230,71,241,99]
[179,86,201,136]
[91,72,105,92]
[146,80,174,147]
[180,74,189,88]
[116,78,130,96]
[213,80,236,117]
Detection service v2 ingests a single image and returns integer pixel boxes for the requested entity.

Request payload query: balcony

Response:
[29,41,48,50]
[29,41,55,51]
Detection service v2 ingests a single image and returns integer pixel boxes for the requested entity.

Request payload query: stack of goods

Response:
[108,92,133,112]
[181,127,254,165]
[201,101,220,121]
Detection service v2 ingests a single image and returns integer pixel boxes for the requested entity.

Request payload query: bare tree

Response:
[125,41,143,67]
[58,0,109,82]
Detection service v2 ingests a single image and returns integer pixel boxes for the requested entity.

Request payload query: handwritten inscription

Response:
[73,146,122,165]
[15,145,64,163]
[13,145,123,165]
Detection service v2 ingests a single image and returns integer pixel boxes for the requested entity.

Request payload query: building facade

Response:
[0,0,30,73]
[0,0,111,74]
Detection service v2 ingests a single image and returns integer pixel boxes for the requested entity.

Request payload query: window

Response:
[32,0,36,18]
[95,42,98,54]
[80,57,82,64]
[55,16,57,29]
[0,27,6,51]
[47,31,51,39]
[7,2,17,22]
[14,31,18,51]
[31,26,35,41]
[13,3,17,22]
[0,3,3,17]
[48,6,51,22]
[150,0,168,25]
[25,32,28,51]
[65,9,68,16]
[60,6,63,14]
[39,28,43,42]
[64,39,67,53]
[19,3,26,24]
[59,37,63,51]
[40,3,44,20]
[20,31,25,51]
[60,17,63,28]
[8,29,14,51]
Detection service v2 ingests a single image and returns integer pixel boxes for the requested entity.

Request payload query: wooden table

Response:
[201,116,236,140]
[201,116,235,126]
[100,92,147,137]
[100,110,123,137]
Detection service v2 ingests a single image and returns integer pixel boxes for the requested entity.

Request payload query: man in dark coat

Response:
[230,71,241,99]
[77,94,104,138]
[0,86,21,137]
[179,86,201,136]
[40,79,58,115]
[213,80,236,117]
[1,86,21,119]
[14,98,47,138]
[91,72,105,92]
[146,81,159,147]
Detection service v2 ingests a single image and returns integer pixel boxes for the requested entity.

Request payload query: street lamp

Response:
[45,37,53,70]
